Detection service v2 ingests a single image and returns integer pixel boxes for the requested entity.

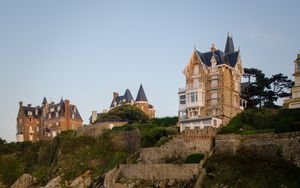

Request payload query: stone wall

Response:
[215,131,300,167]
[139,128,217,164]
[76,121,127,137]
[119,164,199,180]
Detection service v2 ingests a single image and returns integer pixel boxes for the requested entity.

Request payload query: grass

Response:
[219,108,300,135]
[203,151,300,188]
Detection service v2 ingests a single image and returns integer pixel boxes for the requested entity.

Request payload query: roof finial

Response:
[211,43,216,52]
[227,32,230,37]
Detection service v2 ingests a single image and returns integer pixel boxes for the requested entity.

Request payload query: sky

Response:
[0,0,299,142]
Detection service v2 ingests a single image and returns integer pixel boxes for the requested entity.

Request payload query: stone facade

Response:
[215,131,300,167]
[178,34,246,131]
[119,164,199,180]
[139,128,217,164]
[284,53,300,109]
[16,98,83,142]
[76,121,127,137]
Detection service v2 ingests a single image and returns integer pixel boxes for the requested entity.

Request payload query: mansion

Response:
[16,98,83,142]
[178,34,247,131]
[90,84,155,123]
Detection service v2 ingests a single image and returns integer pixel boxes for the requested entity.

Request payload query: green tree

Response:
[243,68,293,108]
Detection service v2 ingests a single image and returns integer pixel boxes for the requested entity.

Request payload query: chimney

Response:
[91,111,97,124]
[19,101,23,106]
[113,92,119,100]
[65,99,70,129]
[27,104,32,107]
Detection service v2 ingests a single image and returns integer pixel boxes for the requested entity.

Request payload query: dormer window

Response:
[193,64,199,75]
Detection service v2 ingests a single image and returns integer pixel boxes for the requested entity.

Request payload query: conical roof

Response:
[42,97,47,105]
[224,34,235,53]
[124,89,134,103]
[135,84,148,102]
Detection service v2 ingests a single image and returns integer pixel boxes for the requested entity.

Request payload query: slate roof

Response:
[20,98,82,120]
[135,84,148,102]
[194,35,240,68]
[110,89,134,108]
[224,35,235,53]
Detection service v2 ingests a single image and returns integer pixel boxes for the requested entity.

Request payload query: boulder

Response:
[11,174,36,188]
[69,170,92,188]
[41,176,62,188]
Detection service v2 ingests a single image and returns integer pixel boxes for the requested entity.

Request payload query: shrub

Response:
[274,117,294,133]
[151,116,178,127]
[184,153,204,163]
[96,104,149,123]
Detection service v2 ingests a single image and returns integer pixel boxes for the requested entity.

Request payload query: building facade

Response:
[16,98,83,142]
[283,53,300,109]
[178,35,246,131]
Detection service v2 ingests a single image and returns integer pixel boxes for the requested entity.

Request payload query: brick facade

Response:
[16,98,83,142]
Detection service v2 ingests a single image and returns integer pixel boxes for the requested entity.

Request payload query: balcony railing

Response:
[179,84,203,92]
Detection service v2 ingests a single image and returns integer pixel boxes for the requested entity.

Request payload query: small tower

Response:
[284,53,300,108]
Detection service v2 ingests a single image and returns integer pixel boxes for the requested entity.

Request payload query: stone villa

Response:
[90,84,155,123]
[178,34,247,131]
[284,53,300,109]
[16,98,83,142]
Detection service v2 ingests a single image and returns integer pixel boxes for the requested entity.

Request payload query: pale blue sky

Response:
[0,1,299,142]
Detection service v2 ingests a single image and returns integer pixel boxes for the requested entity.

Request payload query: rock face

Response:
[11,174,36,188]
[70,170,92,188]
[41,176,62,188]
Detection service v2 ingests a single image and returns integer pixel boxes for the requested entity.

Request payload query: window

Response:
[29,117,32,123]
[19,118,22,123]
[297,62,300,72]
[212,108,217,116]
[28,111,32,116]
[50,108,54,112]
[193,78,200,88]
[193,64,199,75]
[211,99,217,106]
[203,120,211,125]
[190,92,197,103]
[72,114,75,119]
[211,80,218,88]
[56,112,59,118]
[211,91,217,99]
[179,95,186,105]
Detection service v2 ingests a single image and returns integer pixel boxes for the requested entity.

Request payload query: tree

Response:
[96,104,149,124]
[0,137,7,144]
[243,68,293,108]
[243,68,269,108]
